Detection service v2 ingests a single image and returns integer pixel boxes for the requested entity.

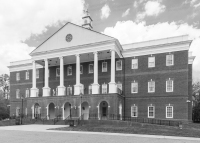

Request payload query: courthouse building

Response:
[8,13,195,121]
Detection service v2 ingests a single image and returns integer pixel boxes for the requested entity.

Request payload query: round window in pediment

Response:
[66,34,73,42]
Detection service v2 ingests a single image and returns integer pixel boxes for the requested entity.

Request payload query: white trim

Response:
[67,86,72,95]
[131,82,138,93]
[148,57,155,68]
[67,66,72,76]
[131,105,138,117]
[116,60,122,71]
[102,83,108,94]
[132,59,138,69]
[166,79,173,92]
[16,72,20,81]
[102,62,107,72]
[148,80,155,93]
[89,64,93,73]
[80,65,83,74]
[166,105,173,118]
[166,54,174,66]
[25,71,29,80]
[56,68,60,77]
[148,106,155,118]
[16,89,20,99]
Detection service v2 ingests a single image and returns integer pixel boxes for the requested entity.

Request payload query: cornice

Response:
[188,56,196,64]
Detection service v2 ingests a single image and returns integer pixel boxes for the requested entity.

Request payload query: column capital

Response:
[110,49,116,52]
[44,58,48,62]
[75,54,80,57]
[32,60,35,64]
[59,56,63,60]
[93,51,98,55]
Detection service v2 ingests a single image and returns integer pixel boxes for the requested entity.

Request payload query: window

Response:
[131,105,138,117]
[80,84,84,94]
[116,60,122,71]
[80,65,83,74]
[166,78,173,92]
[67,66,72,75]
[25,89,29,98]
[67,86,72,95]
[148,80,155,93]
[16,89,20,99]
[16,73,20,81]
[88,85,92,94]
[36,69,39,78]
[131,82,138,93]
[36,89,39,97]
[25,71,29,80]
[102,83,107,94]
[166,54,174,66]
[117,83,122,94]
[89,64,93,73]
[102,62,107,72]
[56,68,60,77]
[166,105,173,118]
[132,59,138,69]
[148,57,155,68]
[16,107,20,117]
[148,106,155,118]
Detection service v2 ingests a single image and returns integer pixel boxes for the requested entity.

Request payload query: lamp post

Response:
[21,95,24,124]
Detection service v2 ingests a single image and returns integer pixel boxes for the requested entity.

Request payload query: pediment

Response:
[30,23,115,55]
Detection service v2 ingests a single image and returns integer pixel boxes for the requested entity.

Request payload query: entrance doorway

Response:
[99,101,108,119]
[81,102,89,120]
[34,103,40,119]
[63,102,71,119]
[48,103,55,119]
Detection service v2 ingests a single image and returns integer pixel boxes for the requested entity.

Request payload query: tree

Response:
[192,81,200,122]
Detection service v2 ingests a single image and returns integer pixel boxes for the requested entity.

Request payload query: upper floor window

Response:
[25,71,29,80]
[166,78,173,92]
[67,66,72,76]
[148,57,155,68]
[36,69,39,78]
[166,105,173,118]
[89,64,93,73]
[102,83,107,94]
[117,82,122,94]
[16,73,20,81]
[56,68,60,77]
[36,89,39,97]
[67,86,72,95]
[148,105,155,118]
[131,105,138,117]
[148,80,155,93]
[166,54,174,66]
[80,65,83,74]
[16,89,20,99]
[80,84,84,94]
[88,85,92,94]
[131,81,138,93]
[25,89,29,98]
[102,62,107,72]
[132,59,138,69]
[116,60,122,71]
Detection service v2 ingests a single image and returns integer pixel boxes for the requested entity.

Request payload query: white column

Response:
[43,59,50,97]
[74,54,81,95]
[31,61,38,97]
[62,106,65,120]
[58,57,66,96]
[46,106,49,120]
[92,51,100,94]
[31,106,34,119]
[109,49,117,93]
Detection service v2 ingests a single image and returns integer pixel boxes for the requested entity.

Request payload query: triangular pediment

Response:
[30,23,115,55]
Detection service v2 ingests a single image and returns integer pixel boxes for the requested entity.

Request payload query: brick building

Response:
[8,13,195,121]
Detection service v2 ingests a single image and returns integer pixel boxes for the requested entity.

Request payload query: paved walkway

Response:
[0,125,200,143]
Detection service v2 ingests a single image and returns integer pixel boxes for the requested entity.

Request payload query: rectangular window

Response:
[166,106,173,118]
[16,73,20,81]
[67,86,72,95]
[166,54,174,66]
[25,89,29,98]
[89,64,93,73]
[67,66,72,76]
[131,105,138,117]
[80,84,84,94]
[131,82,138,93]
[36,69,39,78]
[148,106,155,118]
[36,89,39,97]
[148,80,155,93]
[117,83,122,94]
[80,65,83,74]
[88,85,92,94]
[102,62,107,72]
[116,60,122,71]
[16,89,20,99]
[25,71,29,80]
[56,68,60,77]
[166,79,173,92]
[102,83,107,94]
[148,57,155,68]
[132,59,138,69]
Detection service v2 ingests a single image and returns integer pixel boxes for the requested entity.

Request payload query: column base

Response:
[57,86,66,96]
[74,84,82,95]
[108,82,117,93]
[92,83,100,94]
[43,87,51,97]
[31,88,38,97]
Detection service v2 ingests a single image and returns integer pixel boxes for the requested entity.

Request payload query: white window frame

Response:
[148,106,155,118]
[131,82,138,93]
[131,105,138,117]
[16,73,20,81]
[36,89,39,97]
[116,60,122,71]
[25,89,29,98]
[148,57,155,68]
[166,105,173,118]
[166,78,173,92]
[88,85,92,94]
[89,64,94,73]
[56,68,60,77]
[67,86,72,95]
[148,80,155,93]
[67,66,72,76]
[16,107,20,117]
[166,54,174,66]
[25,71,29,80]
[16,89,20,99]
[102,62,107,72]
[80,65,83,74]
[80,84,84,94]
[102,83,107,94]
[36,69,39,79]
[132,59,138,69]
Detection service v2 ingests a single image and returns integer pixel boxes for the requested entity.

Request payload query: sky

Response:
[0,0,200,81]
